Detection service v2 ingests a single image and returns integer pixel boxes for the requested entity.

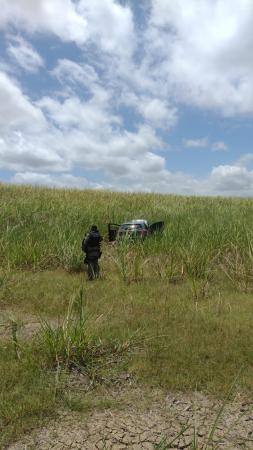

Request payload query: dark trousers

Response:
[87,259,100,280]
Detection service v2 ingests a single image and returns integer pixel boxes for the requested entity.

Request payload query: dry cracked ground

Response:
[7,386,253,450]
[1,318,253,450]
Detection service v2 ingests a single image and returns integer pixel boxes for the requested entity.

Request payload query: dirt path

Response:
[7,388,253,450]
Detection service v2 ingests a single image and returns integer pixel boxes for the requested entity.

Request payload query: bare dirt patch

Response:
[7,388,253,449]
[0,313,56,341]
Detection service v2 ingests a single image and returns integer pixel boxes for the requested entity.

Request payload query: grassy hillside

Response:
[2,183,253,279]
[0,184,253,447]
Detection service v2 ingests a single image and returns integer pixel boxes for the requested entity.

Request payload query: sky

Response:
[0,0,253,196]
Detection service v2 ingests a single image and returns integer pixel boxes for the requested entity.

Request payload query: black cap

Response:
[91,224,98,231]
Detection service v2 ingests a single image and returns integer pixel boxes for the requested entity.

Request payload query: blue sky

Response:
[0,0,253,196]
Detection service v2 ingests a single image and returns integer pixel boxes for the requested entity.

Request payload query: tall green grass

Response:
[0,185,253,289]
[1,184,253,294]
[38,286,133,373]
[0,342,56,447]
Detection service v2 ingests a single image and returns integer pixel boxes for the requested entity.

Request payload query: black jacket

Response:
[82,230,102,261]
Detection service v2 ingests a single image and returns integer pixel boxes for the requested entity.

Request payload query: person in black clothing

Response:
[82,225,102,280]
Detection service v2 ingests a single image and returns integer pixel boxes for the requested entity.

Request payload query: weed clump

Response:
[38,287,134,377]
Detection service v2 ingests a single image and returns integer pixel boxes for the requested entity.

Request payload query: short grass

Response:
[1,184,253,447]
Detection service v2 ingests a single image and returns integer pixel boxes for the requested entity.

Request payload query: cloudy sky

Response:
[0,0,253,196]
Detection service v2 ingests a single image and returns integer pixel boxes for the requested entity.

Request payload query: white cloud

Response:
[0,131,68,172]
[1,1,253,198]
[0,60,13,74]
[52,59,99,90]
[11,168,200,195]
[183,138,209,148]
[137,98,177,129]
[212,141,228,152]
[147,0,253,116]
[9,164,253,197]
[78,0,135,57]
[236,153,253,167]
[0,0,134,57]
[210,165,253,194]
[11,172,105,190]
[38,93,119,135]
[2,1,253,117]
[0,71,45,132]
[0,0,88,44]
[0,68,167,181]
[7,36,44,72]
[183,138,228,152]
[54,59,178,131]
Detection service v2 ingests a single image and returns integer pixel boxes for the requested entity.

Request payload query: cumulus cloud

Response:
[78,0,135,56]
[9,161,253,197]
[0,68,166,181]
[0,0,88,44]
[148,0,253,116]
[0,0,134,56]
[11,168,200,195]
[0,71,45,131]
[11,172,105,190]
[236,153,253,167]
[0,131,68,173]
[0,0,253,197]
[136,98,177,129]
[38,94,118,133]
[210,165,253,194]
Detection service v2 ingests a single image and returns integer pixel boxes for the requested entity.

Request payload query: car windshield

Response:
[120,223,143,230]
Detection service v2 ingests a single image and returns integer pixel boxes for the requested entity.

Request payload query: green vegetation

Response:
[0,183,253,447]
[0,342,56,446]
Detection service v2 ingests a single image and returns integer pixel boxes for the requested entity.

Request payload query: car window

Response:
[120,223,142,230]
